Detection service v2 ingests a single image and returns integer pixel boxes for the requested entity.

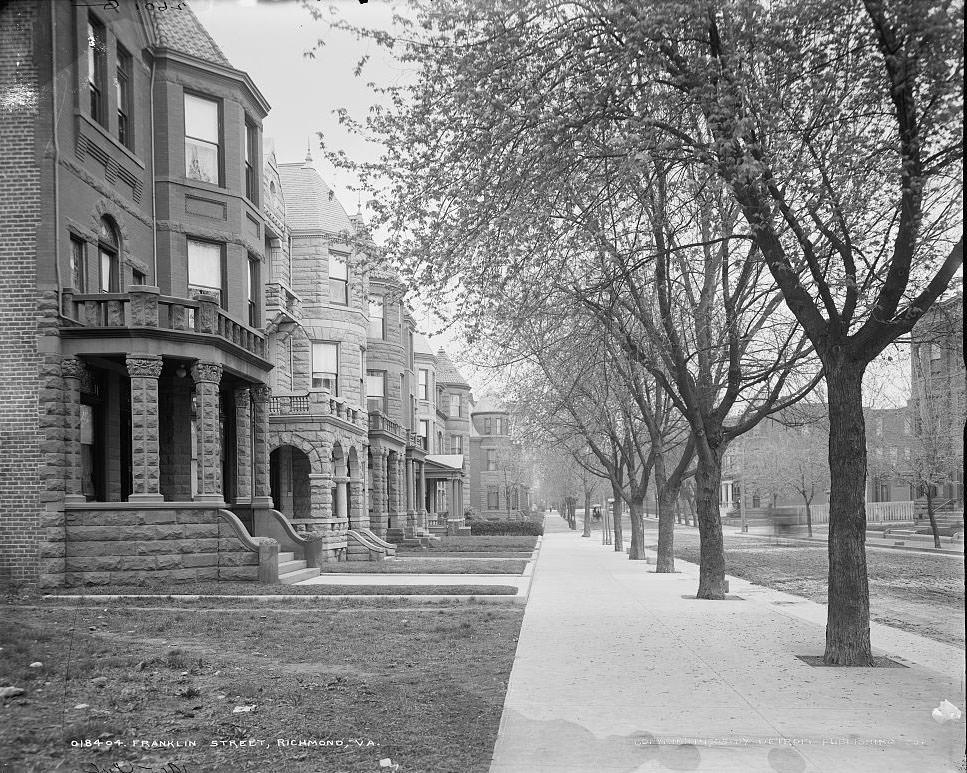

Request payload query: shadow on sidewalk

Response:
[493,709,809,772]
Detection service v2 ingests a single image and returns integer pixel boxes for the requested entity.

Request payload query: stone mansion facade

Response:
[0,1,475,586]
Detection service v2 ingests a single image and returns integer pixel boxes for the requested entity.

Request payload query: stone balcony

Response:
[269,390,367,429]
[60,286,270,373]
[367,410,409,443]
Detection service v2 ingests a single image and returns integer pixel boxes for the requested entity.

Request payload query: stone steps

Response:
[278,559,307,574]
[278,551,295,563]
[279,567,320,585]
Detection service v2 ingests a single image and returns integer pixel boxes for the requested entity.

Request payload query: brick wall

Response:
[0,1,44,586]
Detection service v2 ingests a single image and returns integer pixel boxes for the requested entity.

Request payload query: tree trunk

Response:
[695,453,727,599]
[824,362,873,666]
[805,500,813,538]
[611,482,624,552]
[582,490,592,537]
[628,494,646,560]
[926,487,941,549]
[656,485,677,572]
[567,498,576,530]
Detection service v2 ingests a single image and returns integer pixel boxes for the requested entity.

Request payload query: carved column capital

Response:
[251,384,272,403]
[61,357,88,381]
[190,361,223,385]
[126,354,163,379]
[234,386,252,407]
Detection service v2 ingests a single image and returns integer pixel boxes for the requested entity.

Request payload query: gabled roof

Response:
[471,394,504,415]
[148,6,232,68]
[436,349,469,388]
[277,159,353,235]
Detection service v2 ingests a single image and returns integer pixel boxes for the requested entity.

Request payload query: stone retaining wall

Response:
[52,507,267,586]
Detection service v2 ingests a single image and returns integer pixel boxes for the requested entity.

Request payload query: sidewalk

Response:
[489,514,966,773]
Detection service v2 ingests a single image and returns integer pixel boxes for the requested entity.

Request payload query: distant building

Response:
[469,396,532,518]
[719,402,914,519]
[909,294,964,509]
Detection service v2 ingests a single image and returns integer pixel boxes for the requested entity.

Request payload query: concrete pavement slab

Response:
[489,514,965,773]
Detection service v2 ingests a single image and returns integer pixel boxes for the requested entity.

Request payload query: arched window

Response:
[98,217,120,293]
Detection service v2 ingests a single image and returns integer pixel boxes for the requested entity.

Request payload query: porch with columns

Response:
[60,354,272,511]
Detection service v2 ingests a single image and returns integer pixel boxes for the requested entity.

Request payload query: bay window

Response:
[329,252,349,305]
[187,238,224,305]
[368,294,384,338]
[184,93,221,184]
[312,342,339,393]
[367,370,385,412]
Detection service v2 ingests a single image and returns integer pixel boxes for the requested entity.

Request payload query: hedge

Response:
[468,520,544,536]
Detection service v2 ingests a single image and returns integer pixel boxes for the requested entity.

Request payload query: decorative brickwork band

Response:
[191,361,223,501]
[234,387,252,503]
[125,355,164,500]
[61,357,88,500]
[251,384,271,500]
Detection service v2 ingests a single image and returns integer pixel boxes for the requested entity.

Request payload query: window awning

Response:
[424,454,465,478]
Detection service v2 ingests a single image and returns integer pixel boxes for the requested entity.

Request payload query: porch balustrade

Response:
[61,286,267,360]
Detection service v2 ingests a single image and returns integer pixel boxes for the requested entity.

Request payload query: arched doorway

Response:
[270,445,311,519]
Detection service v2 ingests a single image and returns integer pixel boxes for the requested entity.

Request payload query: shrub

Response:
[469,520,543,536]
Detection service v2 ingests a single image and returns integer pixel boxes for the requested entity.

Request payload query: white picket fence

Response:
[774,500,914,525]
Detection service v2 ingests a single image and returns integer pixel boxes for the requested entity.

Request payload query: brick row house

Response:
[468,397,532,519]
[414,337,473,529]
[719,294,964,524]
[0,1,472,587]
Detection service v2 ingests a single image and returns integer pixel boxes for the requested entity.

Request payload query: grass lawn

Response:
[0,598,525,772]
[424,537,538,551]
[50,582,519,596]
[395,551,533,559]
[315,558,527,574]
[667,535,965,647]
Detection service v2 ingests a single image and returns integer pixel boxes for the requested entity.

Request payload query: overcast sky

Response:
[191,0,497,384]
[193,0,403,207]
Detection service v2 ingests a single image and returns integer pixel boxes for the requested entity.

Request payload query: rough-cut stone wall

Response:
[59,508,260,586]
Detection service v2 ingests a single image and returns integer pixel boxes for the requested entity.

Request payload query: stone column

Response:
[350,463,368,530]
[370,448,387,536]
[126,354,164,502]
[62,357,87,503]
[251,384,272,506]
[234,387,252,504]
[404,458,414,512]
[395,455,406,514]
[191,361,223,503]
[309,472,333,520]
[334,476,350,521]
